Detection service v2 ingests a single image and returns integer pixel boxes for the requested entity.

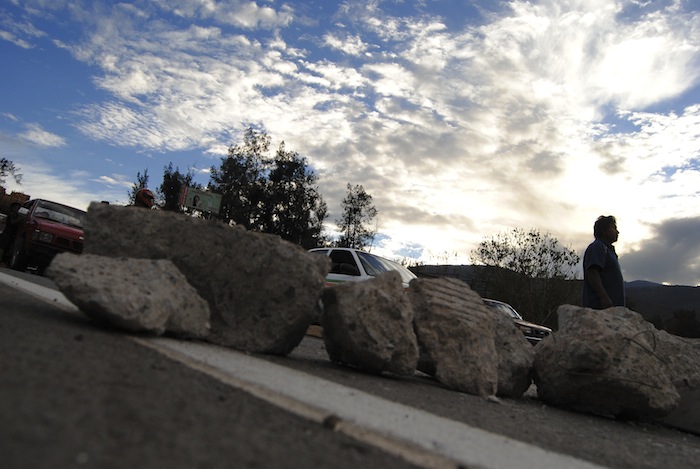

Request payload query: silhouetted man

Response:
[582,215,625,309]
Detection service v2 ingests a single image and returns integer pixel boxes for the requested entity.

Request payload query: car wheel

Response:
[9,238,27,272]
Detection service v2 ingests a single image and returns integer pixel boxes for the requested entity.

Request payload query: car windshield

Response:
[35,200,87,228]
[357,251,417,284]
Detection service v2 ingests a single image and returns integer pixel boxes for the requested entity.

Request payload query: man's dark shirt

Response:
[582,238,625,309]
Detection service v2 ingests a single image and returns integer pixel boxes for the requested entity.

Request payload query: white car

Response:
[309,247,417,288]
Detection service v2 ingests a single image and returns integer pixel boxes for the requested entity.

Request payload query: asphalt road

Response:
[2,269,700,468]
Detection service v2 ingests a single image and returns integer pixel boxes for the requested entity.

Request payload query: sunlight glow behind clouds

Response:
[1,0,699,285]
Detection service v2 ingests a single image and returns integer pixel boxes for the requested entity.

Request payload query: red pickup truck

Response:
[7,199,86,274]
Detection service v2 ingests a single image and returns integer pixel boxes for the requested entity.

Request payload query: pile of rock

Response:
[48,203,329,355]
[46,203,700,430]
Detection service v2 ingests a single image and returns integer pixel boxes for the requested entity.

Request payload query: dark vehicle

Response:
[8,199,86,274]
[483,298,552,345]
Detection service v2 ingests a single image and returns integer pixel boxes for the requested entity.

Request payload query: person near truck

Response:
[0,202,22,265]
[133,188,155,209]
[582,215,625,309]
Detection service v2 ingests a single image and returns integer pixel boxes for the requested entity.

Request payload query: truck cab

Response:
[8,199,86,274]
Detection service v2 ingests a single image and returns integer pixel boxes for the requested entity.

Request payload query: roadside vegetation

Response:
[471,228,581,327]
[0,157,22,185]
[129,127,377,251]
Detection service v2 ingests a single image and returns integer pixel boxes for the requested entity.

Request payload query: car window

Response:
[357,251,390,277]
[357,251,417,284]
[384,258,418,284]
[485,301,521,320]
[328,250,361,276]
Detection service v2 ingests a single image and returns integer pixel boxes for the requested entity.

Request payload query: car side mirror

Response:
[18,207,29,217]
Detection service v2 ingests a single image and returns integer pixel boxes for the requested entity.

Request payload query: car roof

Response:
[30,199,87,213]
[483,298,506,306]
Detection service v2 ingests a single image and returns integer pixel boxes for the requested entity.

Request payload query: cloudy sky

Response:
[1,0,699,286]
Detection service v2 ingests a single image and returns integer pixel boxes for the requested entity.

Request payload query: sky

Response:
[1,0,699,286]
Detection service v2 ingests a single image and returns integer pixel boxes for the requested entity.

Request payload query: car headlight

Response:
[517,325,533,334]
[34,231,54,243]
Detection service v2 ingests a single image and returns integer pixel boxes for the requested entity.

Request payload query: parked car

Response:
[8,199,86,274]
[483,298,552,345]
[309,247,417,288]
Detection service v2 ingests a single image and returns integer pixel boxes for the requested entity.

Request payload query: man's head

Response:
[594,215,618,243]
[9,202,20,212]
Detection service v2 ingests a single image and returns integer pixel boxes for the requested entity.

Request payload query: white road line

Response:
[144,337,604,469]
[2,271,604,469]
[0,271,78,311]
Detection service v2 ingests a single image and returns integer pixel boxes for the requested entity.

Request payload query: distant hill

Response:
[626,284,700,336]
[626,285,698,312]
[626,280,663,289]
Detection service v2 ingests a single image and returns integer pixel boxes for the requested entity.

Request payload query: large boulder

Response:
[651,330,700,433]
[409,277,499,397]
[47,253,210,338]
[83,203,329,355]
[321,271,418,375]
[533,305,680,419]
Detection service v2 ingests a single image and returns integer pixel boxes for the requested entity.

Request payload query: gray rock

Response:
[533,305,680,419]
[651,330,700,433]
[409,277,498,397]
[321,271,418,375]
[83,203,329,354]
[492,311,535,398]
[46,253,210,338]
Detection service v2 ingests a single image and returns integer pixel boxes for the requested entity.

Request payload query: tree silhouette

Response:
[158,163,200,212]
[209,128,269,229]
[264,142,327,247]
[0,158,22,185]
[472,228,580,326]
[335,183,377,250]
[209,127,328,246]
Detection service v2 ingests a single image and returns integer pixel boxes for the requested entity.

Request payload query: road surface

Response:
[2,268,700,468]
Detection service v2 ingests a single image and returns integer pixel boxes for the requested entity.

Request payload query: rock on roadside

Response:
[47,253,210,338]
[492,310,535,398]
[409,277,499,397]
[533,305,680,420]
[82,203,329,355]
[321,271,418,375]
[650,328,700,433]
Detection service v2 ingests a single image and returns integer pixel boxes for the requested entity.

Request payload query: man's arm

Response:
[587,267,614,309]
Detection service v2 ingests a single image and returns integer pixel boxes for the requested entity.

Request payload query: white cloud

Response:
[19,124,66,148]
[2,161,103,210]
[152,0,294,29]
[323,33,368,56]
[0,29,32,48]
[95,173,133,189]
[4,0,700,285]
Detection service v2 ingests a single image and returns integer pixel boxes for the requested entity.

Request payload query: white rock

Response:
[47,253,210,338]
